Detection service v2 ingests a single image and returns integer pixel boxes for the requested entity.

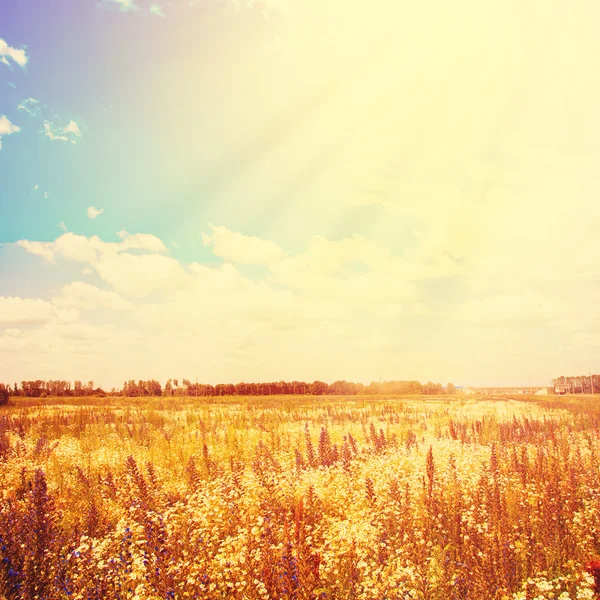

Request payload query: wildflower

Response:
[586,558,600,594]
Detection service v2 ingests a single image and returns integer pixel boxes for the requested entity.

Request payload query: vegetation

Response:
[3,379,444,398]
[552,374,600,394]
[0,394,598,599]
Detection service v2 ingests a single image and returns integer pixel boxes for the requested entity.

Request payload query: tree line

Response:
[552,374,600,394]
[0,378,451,402]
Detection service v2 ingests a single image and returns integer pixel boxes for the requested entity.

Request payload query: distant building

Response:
[460,386,552,396]
[554,383,571,395]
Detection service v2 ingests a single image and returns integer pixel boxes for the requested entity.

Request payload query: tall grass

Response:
[0,395,598,599]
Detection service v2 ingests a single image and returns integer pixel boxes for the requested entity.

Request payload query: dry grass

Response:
[0,394,598,599]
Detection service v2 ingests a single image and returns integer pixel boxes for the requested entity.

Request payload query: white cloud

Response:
[0,38,27,68]
[453,292,558,324]
[93,253,188,298]
[53,282,133,311]
[58,222,67,232]
[20,101,81,148]
[63,120,81,137]
[15,240,55,263]
[87,206,104,219]
[44,120,81,144]
[0,297,78,326]
[150,3,165,17]
[0,297,55,325]
[44,191,50,199]
[16,231,167,266]
[352,193,389,207]
[18,97,41,117]
[52,234,103,263]
[119,232,167,253]
[17,232,172,297]
[102,0,138,11]
[202,224,285,265]
[268,234,459,302]
[0,115,20,149]
[33,184,39,191]
[44,121,67,142]
[8,220,600,387]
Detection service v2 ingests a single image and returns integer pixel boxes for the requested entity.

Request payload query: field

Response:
[1,394,600,599]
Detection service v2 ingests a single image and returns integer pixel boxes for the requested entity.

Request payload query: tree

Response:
[123,380,138,397]
[309,381,328,395]
[447,383,455,395]
[0,384,9,405]
[147,380,162,397]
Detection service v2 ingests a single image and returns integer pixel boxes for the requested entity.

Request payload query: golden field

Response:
[1,394,599,599]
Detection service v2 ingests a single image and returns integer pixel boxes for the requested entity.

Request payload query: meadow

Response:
[0,394,599,599]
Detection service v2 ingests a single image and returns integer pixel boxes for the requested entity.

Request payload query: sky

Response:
[1,0,600,390]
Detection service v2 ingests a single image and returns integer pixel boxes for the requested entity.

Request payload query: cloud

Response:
[52,234,104,263]
[0,298,55,325]
[9,221,600,387]
[16,231,167,264]
[53,282,133,311]
[0,38,27,68]
[19,100,82,148]
[44,192,50,199]
[63,120,81,136]
[150,4,165,17]
[18,98,41,117]
[93,253,188,297]
[87,207,104,219]
[119,232,166,253]
[101,0,138,11]
[43,122,68,142]
[0,297,78,326]
[16,232,172,297]
[0,115,20,149]
[453,292,558,324]
[58,222,67,232]
[202,224,285,265]
[268,233,459,298]
[44,120,81,144]
[351,193,389,207]
[15,240,56,263]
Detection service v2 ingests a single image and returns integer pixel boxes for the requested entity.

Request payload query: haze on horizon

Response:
[1,0,599,390]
